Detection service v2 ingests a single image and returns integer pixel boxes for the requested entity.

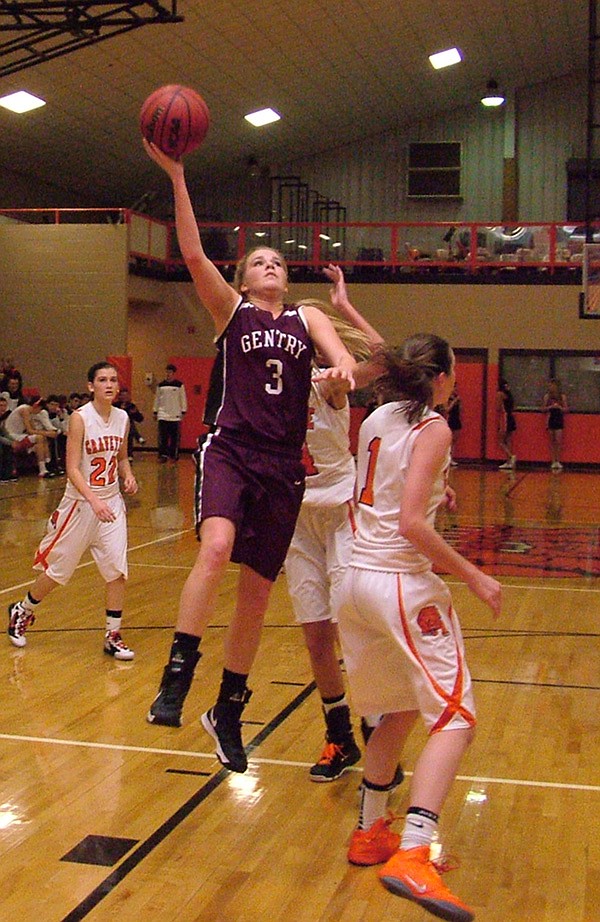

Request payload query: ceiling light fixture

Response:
[245,107,280,127]
[0,90,45,113]
[481,79,505,107]
[429,47,462,70]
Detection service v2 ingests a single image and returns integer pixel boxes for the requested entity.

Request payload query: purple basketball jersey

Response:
[204,299,314,456]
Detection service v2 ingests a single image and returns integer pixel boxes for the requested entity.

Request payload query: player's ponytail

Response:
[374,333,452,422]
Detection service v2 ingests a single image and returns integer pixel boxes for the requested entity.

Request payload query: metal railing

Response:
[0,208,591,276]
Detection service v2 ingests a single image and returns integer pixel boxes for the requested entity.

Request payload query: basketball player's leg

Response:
[409,725,474,815]
[303,619,344,698]
[177,515,236,636]
[92,503,135,661]
[102,575,135,661]
[7,572,58,647]
[223,564,272,674]
[198,564,273,773]
[147,515,235,727]
[8,499,91,648]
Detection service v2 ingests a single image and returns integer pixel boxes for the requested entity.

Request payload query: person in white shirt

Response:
[153,363,187,462]
[5,398,55,478]
[7,362,138,660]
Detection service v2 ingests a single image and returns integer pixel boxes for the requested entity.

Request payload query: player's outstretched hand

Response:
[143,139,184,180]
[313,365,355,391]
[323,264,348,311]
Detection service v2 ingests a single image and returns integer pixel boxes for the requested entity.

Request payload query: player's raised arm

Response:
[143,140,238,332]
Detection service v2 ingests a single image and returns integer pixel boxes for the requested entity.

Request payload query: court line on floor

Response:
[445,578,600,593]
[0,730,598,794]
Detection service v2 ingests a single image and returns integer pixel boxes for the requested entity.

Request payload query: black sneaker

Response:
[201,688,252,773]
[310,738,361,782]
[360,717,404,790]
[147,649,201,727]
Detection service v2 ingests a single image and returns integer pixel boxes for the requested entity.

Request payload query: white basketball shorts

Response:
[285,501,355,624]
[33,492,128,585]
[336,567,476,733]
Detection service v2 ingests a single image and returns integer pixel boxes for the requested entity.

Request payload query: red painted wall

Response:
[106,354,132,392]
[452,356,486,461]
[167,356,214,450]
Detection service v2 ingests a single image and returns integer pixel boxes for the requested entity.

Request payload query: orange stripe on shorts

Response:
[34,500,80,571]
[396,574,476,732]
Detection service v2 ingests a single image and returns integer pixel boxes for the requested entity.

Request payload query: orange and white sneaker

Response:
[379,845,474,922]
[347,814,401,866]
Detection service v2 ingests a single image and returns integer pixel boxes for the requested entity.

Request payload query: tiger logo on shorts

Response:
[417,605,449,637]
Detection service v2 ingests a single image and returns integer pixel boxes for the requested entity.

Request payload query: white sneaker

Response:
[8,602,35,647]
[551,461,563,471]
[498,460,513,470]
[104,630,135,661]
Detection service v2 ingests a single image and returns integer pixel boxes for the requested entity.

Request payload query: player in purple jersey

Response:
[143,140,356,771]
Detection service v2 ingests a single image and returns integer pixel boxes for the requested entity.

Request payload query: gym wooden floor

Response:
[0,456,599,922]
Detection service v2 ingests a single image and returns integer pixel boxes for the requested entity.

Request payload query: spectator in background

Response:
[497,377,517,470]
[1,370,26,411]
[114,387,145,460]
[446,387,462,466]
[45,394,69,474]
[67,392,81,415]
[153,364,187,462]
[5,397,54,478]
[543,378,568,472]
[0,395,17,482]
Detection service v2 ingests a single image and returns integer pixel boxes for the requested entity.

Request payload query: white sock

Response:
[22,592,39,613]
[322,694,347,715]
[105,615,122,635]
[358,780,389,830]
[400,808,438,850]
[38,460,47,474]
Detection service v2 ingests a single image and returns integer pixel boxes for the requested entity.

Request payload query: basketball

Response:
[140,85,210,159]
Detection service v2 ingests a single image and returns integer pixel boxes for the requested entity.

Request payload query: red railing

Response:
[0,208,592,275]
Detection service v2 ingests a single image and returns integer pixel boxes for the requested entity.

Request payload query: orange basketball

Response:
[140,85,210,158]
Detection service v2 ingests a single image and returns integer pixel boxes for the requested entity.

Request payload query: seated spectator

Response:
[44,394,68,474]
[114,387,145,460]
[67,392,81,414]
[5,397,56,478]
[0,395,18,482]
[78,392,91,407]
[0,370,26,411]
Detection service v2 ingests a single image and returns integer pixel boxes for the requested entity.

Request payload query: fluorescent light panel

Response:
[0,90,46,113]
[429,47,462,70]
[245,107,280,127]
[481,93,505,107]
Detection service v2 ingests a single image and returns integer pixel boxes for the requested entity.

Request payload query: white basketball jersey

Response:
[301,375,356,507]
[351,402,449,572]
[65,402,128,501]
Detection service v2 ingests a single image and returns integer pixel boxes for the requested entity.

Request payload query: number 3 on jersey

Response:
[265,358,283,395]
[357,437,381,506]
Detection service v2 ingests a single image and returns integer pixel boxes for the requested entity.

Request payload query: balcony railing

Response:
[0,208,593,277]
